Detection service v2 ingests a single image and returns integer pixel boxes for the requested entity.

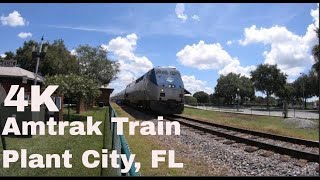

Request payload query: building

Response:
[0,60,47,135]
[97,86,114,106]
[0,61,43,99]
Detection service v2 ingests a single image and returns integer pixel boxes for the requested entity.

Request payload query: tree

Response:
[15,40,37,71]
[75,45,119,86]
[311,28,319,103]
[255,96,266,105]
[293,72,315,108]
[309,70,318,97]
[251,64,287,109]
[239,76,255,104]
[1,51,15,60]
[214,73,254,105]
[193,91,210,104]
[40,39,79,76]
[44,74,101,115]
[15,39,78,76]
[275,83,295,117]
[275,83,295,102]
[312,28,319,72]
[184,95,197,105]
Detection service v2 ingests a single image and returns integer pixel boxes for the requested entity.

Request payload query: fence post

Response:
[100,106,108,176]
[110,104,115,150]
[0,104,6,151]
[120,158,126,176]
[108,105,139,176]
[112,121,116,150]
[120,135,139,176]
[109,104,112,130]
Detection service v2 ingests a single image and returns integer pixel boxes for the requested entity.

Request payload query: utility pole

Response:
[237,88,240,112]
[32,36,48,85]
[300,72,305,109]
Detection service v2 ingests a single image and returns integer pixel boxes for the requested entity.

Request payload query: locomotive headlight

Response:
[161,89,164,92]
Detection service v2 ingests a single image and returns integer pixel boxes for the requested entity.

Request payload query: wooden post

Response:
[0,104,6,150]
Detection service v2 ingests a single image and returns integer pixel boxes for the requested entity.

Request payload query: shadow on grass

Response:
[117,104,157,121]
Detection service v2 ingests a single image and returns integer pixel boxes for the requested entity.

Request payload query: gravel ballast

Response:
[147,118,319,176]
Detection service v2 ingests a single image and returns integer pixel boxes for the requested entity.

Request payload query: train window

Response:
[155,69,168,75]
[135,76,143,83]
[170,71,176,75]
[162,71,168,75]
[149,69,158,85]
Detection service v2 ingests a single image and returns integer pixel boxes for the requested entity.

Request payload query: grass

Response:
[111,103,227,176]
[0,106,116,176]
[182,107,319,141]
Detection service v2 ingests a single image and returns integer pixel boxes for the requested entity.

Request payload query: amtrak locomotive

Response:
[112,67,187,114]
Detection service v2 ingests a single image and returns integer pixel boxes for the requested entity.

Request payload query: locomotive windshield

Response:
[149,68,184,89]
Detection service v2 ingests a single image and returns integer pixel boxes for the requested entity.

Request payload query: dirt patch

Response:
[283,118,318,129]
[220,113,255,121]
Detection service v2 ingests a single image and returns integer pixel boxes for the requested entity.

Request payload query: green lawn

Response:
[0,107,116,176]
[182,107,319,141]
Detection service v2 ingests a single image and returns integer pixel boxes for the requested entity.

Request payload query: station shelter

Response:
[0,60,62,135]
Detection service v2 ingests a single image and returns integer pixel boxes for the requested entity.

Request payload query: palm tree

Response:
[312,28,319,119]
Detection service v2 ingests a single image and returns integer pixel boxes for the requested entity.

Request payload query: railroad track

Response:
[164,114,320,163]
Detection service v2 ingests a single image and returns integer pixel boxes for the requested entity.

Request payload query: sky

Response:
[0,3,319,97]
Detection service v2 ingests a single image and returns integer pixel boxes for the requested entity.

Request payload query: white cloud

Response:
[182,75,214,95]
[0,10,28,27]
[175,3,188,22]
[70,49,77,56]
[287,78,295,84]
[177,41,234,70]
[102,33,153,94]
[17,32,32,39]
[218,59,256,78]
[226,40,233,46]
[176,40,254,76]
[102,33,138,60]
[191,15,200,21]
[238,5,319,78]
[0,54,6,58]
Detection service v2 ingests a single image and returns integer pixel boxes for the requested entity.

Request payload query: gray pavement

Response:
[185,105,319,120]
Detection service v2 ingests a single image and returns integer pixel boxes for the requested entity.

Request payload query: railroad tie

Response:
[259,151,274,158]
[223,140,236,145]
[214,137,225,141]
[294,159,308,167]
[232,143,245,148]
[244,146,259,153]
[279,155,290,162]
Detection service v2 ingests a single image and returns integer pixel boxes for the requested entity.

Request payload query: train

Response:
[111,67,190,114]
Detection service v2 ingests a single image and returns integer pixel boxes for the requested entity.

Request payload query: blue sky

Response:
[0,3,319,97]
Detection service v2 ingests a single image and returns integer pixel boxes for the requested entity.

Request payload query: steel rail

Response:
[164,115,320,162]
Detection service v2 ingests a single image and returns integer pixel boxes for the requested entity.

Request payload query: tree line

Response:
[187,28,319,109]
[0,39,120,114]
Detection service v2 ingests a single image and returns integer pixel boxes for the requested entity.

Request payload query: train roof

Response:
[153,67,179,71]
